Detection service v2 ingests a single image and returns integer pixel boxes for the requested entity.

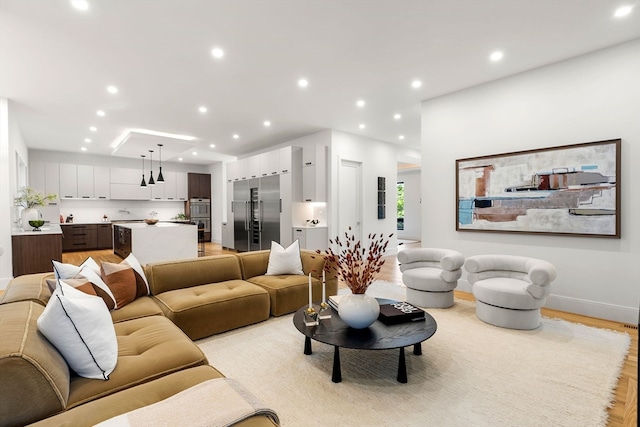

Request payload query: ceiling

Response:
[1,1,638,165]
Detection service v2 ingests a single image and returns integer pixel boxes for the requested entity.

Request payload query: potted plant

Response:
[14,186,57,230]
[318,227,393,328]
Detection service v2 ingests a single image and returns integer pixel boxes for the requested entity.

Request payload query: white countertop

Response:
[293,225,328,229]
[114,222,196,229]
[12,224,63,236]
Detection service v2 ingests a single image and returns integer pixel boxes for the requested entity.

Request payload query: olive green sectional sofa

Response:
[0,250,336,427]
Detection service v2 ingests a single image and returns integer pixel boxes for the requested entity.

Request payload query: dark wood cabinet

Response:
[62,224,97,251]
[188,173,211,199]
[113,225,132,259]
[12,233,62,276]
[97,224,112,249]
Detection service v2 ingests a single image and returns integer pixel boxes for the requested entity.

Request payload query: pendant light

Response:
[157,144,165,183]
[148,150,156,186]
[140,155,147,187]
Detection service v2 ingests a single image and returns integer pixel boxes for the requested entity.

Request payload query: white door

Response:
[338,159,362,247]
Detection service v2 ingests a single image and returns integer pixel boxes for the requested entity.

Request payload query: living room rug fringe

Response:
[198,281,631,427]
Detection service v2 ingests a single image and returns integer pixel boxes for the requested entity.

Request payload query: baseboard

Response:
[457,279,638,324]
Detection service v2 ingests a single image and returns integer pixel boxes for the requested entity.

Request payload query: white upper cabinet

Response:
[176,172,188,200]
[279,146,292,174]
[226,161,238,182]
[248,155,260,179]
[301,145,326,202]
[259,150,280,176]
[59,164,78,199]
[77,165,94,198]
[29,161,60,205]
[94,166,110,199]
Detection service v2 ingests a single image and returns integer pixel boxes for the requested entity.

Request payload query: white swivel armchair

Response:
[464,254,556,330]
[397,248,464,308]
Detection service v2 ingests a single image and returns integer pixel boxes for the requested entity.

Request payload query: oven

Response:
[190,199,210,217]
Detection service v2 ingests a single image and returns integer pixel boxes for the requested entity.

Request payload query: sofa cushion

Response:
[109,296,163,323]
[37,280,118,380]
[28,366,225,427]
[0,272,53,306]
[247,274,326,316]
[266,240,303,275]
[66,315,207,409]
[0,302,70,426]
[152,280,270,340]
[145,255,243,295]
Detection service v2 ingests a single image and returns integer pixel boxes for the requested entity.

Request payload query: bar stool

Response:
[197,222,205,256]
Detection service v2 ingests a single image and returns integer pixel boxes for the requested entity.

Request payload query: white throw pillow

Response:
[53,257,100,280]
[37,280,118,380]
[266,240,304,276]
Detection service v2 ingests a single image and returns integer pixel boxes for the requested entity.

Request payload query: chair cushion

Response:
[402,268,458,292]
[472,277,545,310]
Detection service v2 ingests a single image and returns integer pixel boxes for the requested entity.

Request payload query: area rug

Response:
[197,281,631,427]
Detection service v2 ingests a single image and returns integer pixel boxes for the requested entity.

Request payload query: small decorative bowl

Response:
[144,218,159,225]
[29,220,45,231]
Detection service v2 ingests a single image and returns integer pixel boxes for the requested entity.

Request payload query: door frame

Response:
[338,157,363,250]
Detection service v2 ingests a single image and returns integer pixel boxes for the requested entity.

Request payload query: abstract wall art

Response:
[456,139,620,238]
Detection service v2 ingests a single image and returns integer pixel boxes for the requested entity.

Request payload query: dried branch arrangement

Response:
[318,227,393,294]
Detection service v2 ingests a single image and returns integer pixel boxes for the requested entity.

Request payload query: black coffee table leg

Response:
[414,342,422,355]
[304,337,312,355]
[397,347,407,383]
[332,346,342,383]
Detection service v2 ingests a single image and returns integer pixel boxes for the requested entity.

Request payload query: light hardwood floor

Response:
[61,242,638,426]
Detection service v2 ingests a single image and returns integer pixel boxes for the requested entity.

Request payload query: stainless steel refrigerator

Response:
[232,175,280,252]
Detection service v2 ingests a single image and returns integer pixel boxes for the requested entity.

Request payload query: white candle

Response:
[322,270,326,302]
[308,273,312,308]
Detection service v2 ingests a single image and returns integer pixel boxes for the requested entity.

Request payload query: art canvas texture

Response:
[456,139,620,237]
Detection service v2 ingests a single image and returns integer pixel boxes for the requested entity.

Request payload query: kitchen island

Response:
[113,222,198,265]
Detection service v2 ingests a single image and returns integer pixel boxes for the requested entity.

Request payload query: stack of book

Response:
[328,295,343,311]
[378,302,426,325]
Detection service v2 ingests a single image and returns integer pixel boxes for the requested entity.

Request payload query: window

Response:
[397,182,404,230]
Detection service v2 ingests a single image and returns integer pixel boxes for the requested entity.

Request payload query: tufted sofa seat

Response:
[464,254,557,329]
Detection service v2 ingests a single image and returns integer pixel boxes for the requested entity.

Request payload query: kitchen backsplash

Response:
[56,200,186,224]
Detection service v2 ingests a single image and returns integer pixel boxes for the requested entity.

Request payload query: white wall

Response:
[421,40,640,323]
[329,130,398,253]
[397,168,421,241]
[0,98,30,286]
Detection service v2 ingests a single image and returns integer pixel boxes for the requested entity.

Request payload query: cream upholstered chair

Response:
[397,248,464,308]
[464,254,556,330]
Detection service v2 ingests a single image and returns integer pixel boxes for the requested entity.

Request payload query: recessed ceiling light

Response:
[199,106,207,113]
[178,157,183,161]
[106,85,118,94]
[264,121,271,127]
[393,114,402,120]
[356,100,366,108]
[70,0,89,11]
[192,151,198,155]
[84,138,91,143]
[359,124,366,129]
[298,78,309,88]
[411,80,422,89]
[81,146,87,151]
[233,134,239,139]
[490,51,504,62]
[96,110,105,117]
[209,144,215,148]
[614,5,634,17]
[211,47,225,59]
[89,126,97,132]
[398,135,405,140]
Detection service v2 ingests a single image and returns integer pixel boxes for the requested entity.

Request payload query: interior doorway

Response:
[338,159,363,245]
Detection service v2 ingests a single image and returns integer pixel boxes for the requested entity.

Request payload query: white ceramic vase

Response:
[21,208,41,230]
[338,293,380,329]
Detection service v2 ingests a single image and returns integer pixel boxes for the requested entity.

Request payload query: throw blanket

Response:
[95,378,280,427]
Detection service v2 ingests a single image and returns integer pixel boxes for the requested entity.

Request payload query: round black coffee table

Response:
[292,298,437,383]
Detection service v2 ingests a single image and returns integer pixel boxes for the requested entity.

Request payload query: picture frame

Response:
[456,139,620,238]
